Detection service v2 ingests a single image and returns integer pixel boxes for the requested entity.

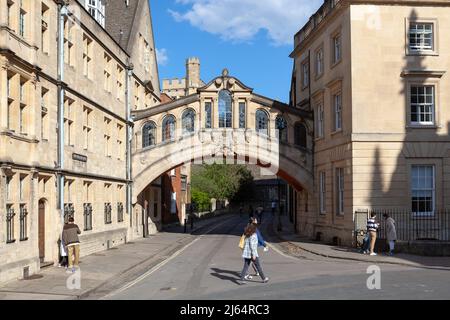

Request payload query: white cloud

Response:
[170,0,323,46]
[156,48,169,66]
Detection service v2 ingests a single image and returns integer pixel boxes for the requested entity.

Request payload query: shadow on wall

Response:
[365,9,450,255]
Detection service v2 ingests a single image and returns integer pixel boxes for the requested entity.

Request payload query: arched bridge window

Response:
[182,109,196,135]
[294,122,307,149]
[219,90,232,128]
[256,109,269,136]
[162,115,176,142]
[142,121,156,148]
[276,116,288,143]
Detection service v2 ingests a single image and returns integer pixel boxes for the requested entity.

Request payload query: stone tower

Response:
[186,57,201,95]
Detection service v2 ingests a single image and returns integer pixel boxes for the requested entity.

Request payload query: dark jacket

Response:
[62,223,81,246]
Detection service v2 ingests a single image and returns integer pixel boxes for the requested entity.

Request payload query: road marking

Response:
[100,218,235,299]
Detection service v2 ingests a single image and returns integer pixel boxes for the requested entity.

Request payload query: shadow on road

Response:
[210,268,242,285]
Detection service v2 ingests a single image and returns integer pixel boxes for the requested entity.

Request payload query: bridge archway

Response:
[131,70,314,204]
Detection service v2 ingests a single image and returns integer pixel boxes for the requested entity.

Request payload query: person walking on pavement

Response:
[62,217,81,273]
[245,218,269,279]
[58,237,68,270]
[240,223,269,284]
[367,212,379,256]
[383,213,397,256]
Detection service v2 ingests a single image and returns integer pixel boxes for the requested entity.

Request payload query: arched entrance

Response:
[38,199,46,263]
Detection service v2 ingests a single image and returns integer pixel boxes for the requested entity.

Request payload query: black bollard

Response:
[184,219,187,233]
[191,216,194,230]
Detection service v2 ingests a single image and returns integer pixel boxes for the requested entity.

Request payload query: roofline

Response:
[290,0,450,58]
[71,0,131,58]
[198,75,254,92]
[131,93,199,120]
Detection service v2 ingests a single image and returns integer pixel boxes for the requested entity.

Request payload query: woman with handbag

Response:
[239,224,269,283]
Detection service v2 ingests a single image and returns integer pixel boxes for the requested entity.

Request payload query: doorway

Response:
[38,200,46,262]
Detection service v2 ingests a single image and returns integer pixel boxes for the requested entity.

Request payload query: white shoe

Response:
[370,252,377,256]
[244,274,252,280]
[263,247,269,252]
[263,277,269,283]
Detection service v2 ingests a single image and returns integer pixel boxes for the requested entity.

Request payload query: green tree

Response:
[191,164,254,203]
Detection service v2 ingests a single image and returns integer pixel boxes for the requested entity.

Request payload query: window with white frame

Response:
[86,0,105,27]
[301,60,309,88]
[333,93,342,131]
[316,103,324,138]
[316,48,324,76]
[19,3,26,38]
[410,85,435,125]
[336,168,344,215]
[319,171,326,214]
[409,23,433,52]
[332,33,341,64]
[411,165,435,215]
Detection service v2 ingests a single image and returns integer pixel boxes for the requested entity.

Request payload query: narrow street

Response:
[101,215,450,300]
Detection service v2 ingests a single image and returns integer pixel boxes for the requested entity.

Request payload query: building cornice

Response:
[401,70,446,78]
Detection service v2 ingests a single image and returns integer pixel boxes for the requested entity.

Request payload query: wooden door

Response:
[38,201,45,262]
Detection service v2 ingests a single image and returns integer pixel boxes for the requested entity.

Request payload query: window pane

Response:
[219,90,232,128]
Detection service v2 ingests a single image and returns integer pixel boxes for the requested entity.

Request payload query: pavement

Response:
[270,214,450,270]
[0,213,235,300]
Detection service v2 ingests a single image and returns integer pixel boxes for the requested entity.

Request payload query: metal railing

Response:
[356,209,450,242]
[6,205,15,244]
[104,203,112,224]
[64,203,74,224]
[19,204,28,241]
[83,203,93,231]
[117,202,124,223]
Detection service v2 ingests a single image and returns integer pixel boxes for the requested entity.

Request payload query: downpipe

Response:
[125,66,134,227]
[57,2,67,224]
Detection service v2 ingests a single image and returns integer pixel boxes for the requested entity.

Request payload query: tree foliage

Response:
[191,164,254,204]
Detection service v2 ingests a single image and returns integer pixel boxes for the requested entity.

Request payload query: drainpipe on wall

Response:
[57,1,67,224]
[125,64,134,228]
[308,49,316,231]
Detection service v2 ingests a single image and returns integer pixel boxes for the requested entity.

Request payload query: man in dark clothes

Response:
[62,217,81,273]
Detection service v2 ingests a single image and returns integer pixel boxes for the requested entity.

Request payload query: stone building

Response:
[0,0,160,284]
[291,0,450,245]
[162,57,205,100]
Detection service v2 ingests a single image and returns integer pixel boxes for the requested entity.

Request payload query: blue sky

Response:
[151,0,322,103]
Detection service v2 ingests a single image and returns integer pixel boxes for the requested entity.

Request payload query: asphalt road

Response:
[105,215,450,300]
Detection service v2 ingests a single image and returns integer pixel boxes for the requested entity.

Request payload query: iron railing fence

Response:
[355,209,450,243]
